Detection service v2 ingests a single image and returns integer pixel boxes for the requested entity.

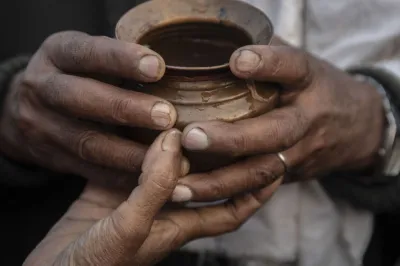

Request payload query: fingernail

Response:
[235,50,261,73]
[172,185,193,202]
[162,130,181,152]
[151,102,172,128]
[184,128,209,150]
[139,55,163,79]
[180,157,190,176]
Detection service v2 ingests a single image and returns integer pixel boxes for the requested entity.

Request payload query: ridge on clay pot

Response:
[116,0,279,172]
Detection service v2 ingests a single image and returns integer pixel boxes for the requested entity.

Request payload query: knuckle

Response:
[159,220,182,247]
[109,97,132,124]
[95,36,127,69]
[44,31,93,68]
[20,69,39,89]
[42,31,94,69]
[15,101,38,138]
[308,127,332,155]
[42,32,62,51]
[75,130,99,161]
[276,124,293,150]
[262,46,283,76]
[21,53,58,90]
[247,165,277,188]
[18,61,47,91]
[268,119,293,151]
[12,91,41,139]
[225,204,244,232]
[280,130,298,151]
[41,74,65,104]
[230,131,250,154]
[111,203,148,240]
[268,52,284,77]
[207,177,227,199]
[248,192,264,207]
[66,36,96,68]
[296,52,313,86]
[42,31,82,52]
[271,108,308,151]
[21,71,62,104]
[148,171,176,191]
[123,148,144,172]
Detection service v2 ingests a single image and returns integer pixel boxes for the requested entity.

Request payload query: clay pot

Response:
[116,0,279,172]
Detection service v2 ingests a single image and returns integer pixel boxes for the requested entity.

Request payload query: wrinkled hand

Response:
[24,130,281,266]
[175,39,384,202]
[0,31,179,187]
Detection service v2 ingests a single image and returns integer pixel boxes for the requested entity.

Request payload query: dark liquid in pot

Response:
[138,21,252,68]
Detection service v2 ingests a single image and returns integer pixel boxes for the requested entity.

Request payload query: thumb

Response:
[123,129,183,220]
[67,130,183,266]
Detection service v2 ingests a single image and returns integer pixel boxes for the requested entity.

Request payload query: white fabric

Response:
[184,1,400,265]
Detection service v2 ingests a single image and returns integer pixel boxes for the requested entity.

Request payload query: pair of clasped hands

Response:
[5,32,382,265]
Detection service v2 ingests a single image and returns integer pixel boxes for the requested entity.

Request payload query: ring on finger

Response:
[276,152,290,173]
[276,152,294,183]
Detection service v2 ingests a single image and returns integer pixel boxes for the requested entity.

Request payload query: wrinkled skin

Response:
[175,37,384,202]
[0,31,187,187]
[24,130,282,266]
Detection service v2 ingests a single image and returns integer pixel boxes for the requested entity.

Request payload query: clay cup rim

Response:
[115,0,274,71]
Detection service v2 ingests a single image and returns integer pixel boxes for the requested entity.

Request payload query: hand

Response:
[0,31,179,187]
[174,40,384,202]
[23,130,282,266]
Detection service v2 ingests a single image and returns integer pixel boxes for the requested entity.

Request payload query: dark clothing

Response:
[0,1,399,265]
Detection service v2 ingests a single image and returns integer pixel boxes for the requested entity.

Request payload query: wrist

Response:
[349,66,400,181]
[353,74,393,168]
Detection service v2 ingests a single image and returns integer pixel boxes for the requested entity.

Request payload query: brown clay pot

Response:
[116,0,279,172]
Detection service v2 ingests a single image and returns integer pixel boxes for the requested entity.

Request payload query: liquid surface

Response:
[139,21,252,68]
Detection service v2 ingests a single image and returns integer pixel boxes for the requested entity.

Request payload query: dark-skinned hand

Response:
[23,130,282,266]
[0,31,189,187]
[172,38,384,202]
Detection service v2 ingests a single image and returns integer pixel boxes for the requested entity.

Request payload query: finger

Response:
[140,151,190,202]
[120,129,182,223]
[180,157,191,176]
[141,132,189,177]
[169,178,282,243]
[172,154,285,202]
[131,178,282,265]
[20,126,141,189]
[230,45,313,87]
[182,105,309,155]
[36,73,176,129]
[67,130,183,265]
[43,113,147,173]
[43,31,165,82]
[180,177,282,239]
[142,155,190,180]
